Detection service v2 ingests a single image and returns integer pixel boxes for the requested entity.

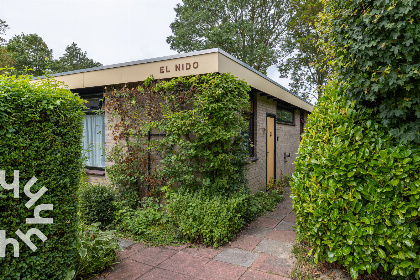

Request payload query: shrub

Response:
[0,74,84,279]
[167,191,249,247]
[267,172,290,195]
[68,222,121,279]
[78,182,116,228]
[291,81,420,279]
[114,197,184,246]
[244,190,283,221]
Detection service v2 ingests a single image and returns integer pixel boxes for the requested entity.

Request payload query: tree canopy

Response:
[52,42,102,73]
[278,0,330,100]
[0,19,13,70]
[167,0,289,75]
[6,33,53,76]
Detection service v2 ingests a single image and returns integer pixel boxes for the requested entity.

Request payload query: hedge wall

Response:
[0,75,84,279]
[291,82,420,279]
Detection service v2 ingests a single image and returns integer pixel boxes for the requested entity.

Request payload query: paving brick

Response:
[105,258,153,280]
[182,245,222,258]
[214,248,259,267]
[241,226,271,238]
[240,269,291,280]
[266,230,296,243]
[251,253,294,277]
[274,221,296,231]
[230,235,263,251]
[118,248,136,261]
[131,242,147,252]
[138,268,190,280]
[158,251,210,276]
[119,239,135,249]
[249,217,280,229]
[254,239,293,259]
[131,247,177,266]
[164,244,188,251]
[195,260,247,280]
[283,215,296,223]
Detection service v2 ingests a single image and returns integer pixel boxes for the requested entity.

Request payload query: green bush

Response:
[78,182,116,228]
[291,81,420,279]
[0,74,84,279]
[114,197,184,246]
[69,222,121,279]
[244,190,283,221]
[167,191,249,247]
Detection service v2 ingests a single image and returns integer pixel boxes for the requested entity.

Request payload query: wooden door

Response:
[266,115,275,185]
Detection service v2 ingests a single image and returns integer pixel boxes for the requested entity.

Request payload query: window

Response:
[276,107,294,124]
[82,114,105,168]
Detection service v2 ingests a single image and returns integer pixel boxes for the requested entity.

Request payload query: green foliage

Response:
[0,74,85,279]
[167,190,282,247]
[278,0,330,100]
[167,0,288,74]
[267,173,290,194]
[166,191,248,247]
[6,33,53,76]
[319,0,420,143]
[291,81,420,279]
[0,18,8,45]
[70,222,121,280]
[78,182,116,228]
[114,197,185,246]
[151,73,251,196]
[52,42,102,73]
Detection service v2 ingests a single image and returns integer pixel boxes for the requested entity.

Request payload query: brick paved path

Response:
[95,188,296,280]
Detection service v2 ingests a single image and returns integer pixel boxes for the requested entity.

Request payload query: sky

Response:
[0,0,289,88]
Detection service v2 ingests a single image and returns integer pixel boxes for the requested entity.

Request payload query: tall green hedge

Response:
[0,75,84,279]
[291,82,420,279]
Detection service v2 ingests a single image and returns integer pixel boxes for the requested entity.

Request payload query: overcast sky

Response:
[0,0,288,88]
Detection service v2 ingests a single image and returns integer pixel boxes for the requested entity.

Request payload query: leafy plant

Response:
[78,182,116,228]
[66,222,121,280]
[318,0,420,144]
[267,173,290,195]
[291,81,420,279]
[166,191,248,247]
[114,197,185,246]
[0,74,84,279]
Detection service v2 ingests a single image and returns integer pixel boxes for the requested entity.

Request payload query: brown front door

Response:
[266,115,275,185]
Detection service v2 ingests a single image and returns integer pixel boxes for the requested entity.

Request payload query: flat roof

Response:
[35,48,312,112]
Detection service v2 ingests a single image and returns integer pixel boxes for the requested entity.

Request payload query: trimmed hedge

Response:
[0,75,84,279]
[291,82,420,279]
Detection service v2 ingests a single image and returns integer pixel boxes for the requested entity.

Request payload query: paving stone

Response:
[118,248,136,260]
[131,242,147,252]
[254,239,293,259]
[164,243,188,251]
[131,247,177,266]
[266,230,296,243]
[182,245,222,258]
[264,212,287,220]
[251,253,294,277]
[240,269,291,280]
[105,258,153,280]
[274,221,296,231]
[283,213,296,223]
[195,259,247,280]
[230,235,263,251]
[319,268,351,280]
[118,238,135,249]
[241,226,271,238]
[249,217,280,228]
[158,251,210,276]
[213,248,259,267]
[138,268,191,280]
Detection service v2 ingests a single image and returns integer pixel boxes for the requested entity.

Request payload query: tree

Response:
[277,0,330,101]
[52,42,102,73]
[167,0,289,75]
[0,19,13,70]
[6,33,53,76]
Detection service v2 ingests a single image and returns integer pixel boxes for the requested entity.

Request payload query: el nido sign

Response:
[159,62,199,73]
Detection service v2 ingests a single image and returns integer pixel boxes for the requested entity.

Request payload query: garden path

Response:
[95,188,297,280]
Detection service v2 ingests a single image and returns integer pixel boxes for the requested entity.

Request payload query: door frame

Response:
[266,113,276,189]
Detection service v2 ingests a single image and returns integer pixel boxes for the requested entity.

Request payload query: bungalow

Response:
[49,48,313,192]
